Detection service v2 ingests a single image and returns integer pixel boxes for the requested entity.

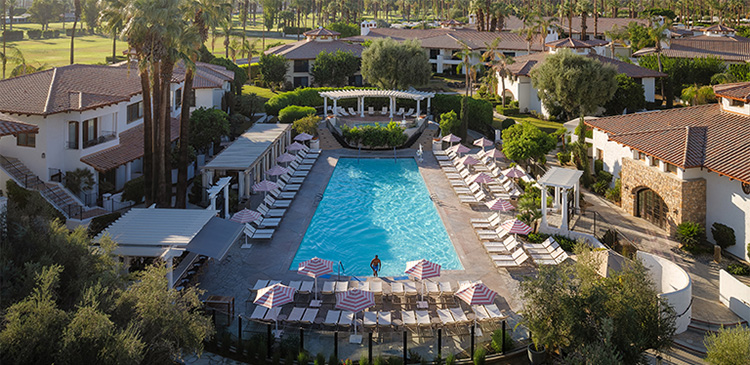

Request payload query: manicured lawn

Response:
[492,113,565,134]
[242,84,278,101]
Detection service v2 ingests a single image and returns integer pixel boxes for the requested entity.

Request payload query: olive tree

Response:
[310,50,359,87]
[360,37,432,89]
[704,326,750,365]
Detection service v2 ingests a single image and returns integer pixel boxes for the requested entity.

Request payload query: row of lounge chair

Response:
[436,149,522,205]
[250,278,459,298]
[243,144,320,240]
[328,106,418,117]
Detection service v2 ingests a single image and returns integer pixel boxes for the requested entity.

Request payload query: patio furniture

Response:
[363,311,377,327]
[286,307,305,323]
[426,282,440,296]
[256,217,281,228]
[321,281,335,295]
[396,107,405,115]
[380,107,388,115]
[251,279,270,291]
[368,106,375,115]
[484,304,507,319]
[439,282,453,294]
[301,308,318,324]
[338,107,349,116]
[299,281,314,294]
[263,195,291,209]
[472,306,491,321]
[250,305,268,321]
[263,307,282,322]
[391,282,404,296]
[492,248,529,267]
[449,307,469,323]
[377,311,392,327]
[437,309,456,325]
[323,310,341,327]
[401,310,417,326]
[289,281,302,291]
[404,108,415,117]
[347,107,357,115]
[243,224,274,240]
[335,281,349,293]
[338,311,354,326]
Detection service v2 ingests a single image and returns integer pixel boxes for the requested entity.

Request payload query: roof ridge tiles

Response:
[43,67,58,114]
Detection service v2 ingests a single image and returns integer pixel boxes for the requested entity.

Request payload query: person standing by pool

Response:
[370,255,381,277]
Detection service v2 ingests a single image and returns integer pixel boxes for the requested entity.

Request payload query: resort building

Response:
[633,24,750,63]
[0,62,233,221]
[501,16,648,41]
[265,28,365,88]
[500,38,666,117]
[582,82,750,261]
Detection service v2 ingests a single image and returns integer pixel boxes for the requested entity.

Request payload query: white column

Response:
[560,188,569,232]
[166,255,174,288]
[574,181,580,210]
[427,97,431,115]
[238,172,245,200]
[541,184,548,227]
[245,170,252,197]
[553,186,560,209]
[125,162,132,181]
[223,183,230,219]
[324,97,328,116]
[333,99,338,116]
[389,97,394,118]
[360,97,365,117]
[416,99,421,117]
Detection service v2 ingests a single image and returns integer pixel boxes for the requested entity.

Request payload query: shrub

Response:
[27,29,42,39]
[601,229,619,247]
[596,170,613,184]
[408,349,422,363]
[727,263,750,276]
[711,223,736,249]
[105,55,128,63]
[1,30,24,41]
[235,93,263,119]
[293,115,321,136]
[473,348,486,365]
[553,234,578,252]
[527,233,551,243]
[359,354,369,365]
[373,356,385,365]
[329,354,339,365]
[432,94,494,136]
[704,326,750,365]
[676,221,706,248]
[491,329,515,352]
[500,118,516,130]
[121,176,145,203]
[592,180,609,195]
[298,352,310,365]
[341,122,407,148]
[594,159,604,174]
[42,30,60,38]
[87,212,121,237]
[445,353,455,365]
[439,110,460,136]
[496,106,520,115]
[606,178,621,203]
[279,105,316,124]
[315,353,326,365]
[557,151,571,165]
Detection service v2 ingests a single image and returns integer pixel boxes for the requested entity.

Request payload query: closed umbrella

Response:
[473,137,493,152]
[253,180,279,198]
[265,165,289,181]
[336,289,375,341]
[254,283,296,334]
[486,198,515,212]
[298,257,334,301]
[287,141,305,155]
[500,218,532,237]
[405,259,441,301]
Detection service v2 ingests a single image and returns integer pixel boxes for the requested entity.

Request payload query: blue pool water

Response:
[290,158,462,277]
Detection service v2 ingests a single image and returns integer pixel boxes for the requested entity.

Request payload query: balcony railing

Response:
[83,131,116,149]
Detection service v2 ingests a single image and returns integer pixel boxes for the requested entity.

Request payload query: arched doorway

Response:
[636,188,668,229]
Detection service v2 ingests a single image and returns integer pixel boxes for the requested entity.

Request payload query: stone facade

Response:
[620,158,707,235]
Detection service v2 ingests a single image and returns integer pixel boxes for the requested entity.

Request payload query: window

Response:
[730,99,745,107]
[638,151,646,161]
[127,101,143,123]
[293,60,309,73]
[650,157,660,167]
[429,49,439,59]
[16,133,35,147]
[68,121,79,149]
[503,51,516,57]
[83,118,98,148]
[596,148,603,160]
[175,89,182,109]
[189,90,196,107]
[293,76,309,88]
[665,163,678,174]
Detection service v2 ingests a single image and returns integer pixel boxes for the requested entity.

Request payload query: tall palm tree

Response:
[482,38,515,107]
[577,0,593,41]
[454,40,482,97]
[604,24,627,58]
[70,0,81,64]
[535,15,558,49]
[514,12,538,53]
[99,0,127,64]
[561,0,575,36]
[649,21,670,106]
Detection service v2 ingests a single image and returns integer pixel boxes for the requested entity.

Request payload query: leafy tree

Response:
[261,0,281,32]
[310,50,359,87]
[520,244,676,363]
[210,57,248,95]
[293,115,320,136]
[360,37,431,89]
[704,326,750,365]
[604,74,646,115]
[438,110,460,136]
[28,0,62,30]
[501,122,556,165]
[326,21,359,37]
[64,168,95,195]
[530,48,618,122]
[258,53,288,90]
[81,0,99,31]
[680,85,716,106]
[639,55,726,106]
[625,22,654,51]
[189,107,230,153]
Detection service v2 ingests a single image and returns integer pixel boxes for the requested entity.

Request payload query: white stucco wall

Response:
[719,269,750,323]
[642,78,656,103]
[637,251,692,334]
[592,128,633,182]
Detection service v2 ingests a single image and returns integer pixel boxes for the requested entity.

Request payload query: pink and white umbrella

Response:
[335,289,375,336]
[405,259,442,300]
[461,155,480,172]
[473,137,494,151]
[294,132,313,142]
[470,172,494,185]
[253,180,279,198]
[230,208,262,223]
[455,282,497,306]
[504,166,527,179]
[486,198,515,212]
[486,148,505,164]
[287,141,305,154]
[254,283,296,332]
[442,133,462,146]
[298,257,335,300]
[501,218,532,236]
[448,143,470,157]
[277,152,297,164]
[265,165,289,180]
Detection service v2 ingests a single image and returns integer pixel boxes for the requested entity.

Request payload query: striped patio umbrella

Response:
[298,257,335,300]
[294,132,313,141]
[460,155,480,166]
[287,141,305,154]
[254,283,296,332]
[486,148,505,163]
[500,218,532,235]
[504,166,527,179]
[253,180,279,198]
[470,172,494,185]
[455,282,497,306]
[473,137,494,151]
[442,133,461,146]
[277,152,297,163]
[265,165,289,180]
[230,208,262,223]
[335,289,375,336]
[448,143,470,157]
[486,198,515,212]
[405,259,442,301]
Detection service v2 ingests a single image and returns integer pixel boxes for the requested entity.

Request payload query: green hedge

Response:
[88,212,122,237]
[432,94,494,136]
[341,122,407,148]
[42,30,60,38]
[2,30,24,42]
[264,87,379,116]
[283,26,312,34]
[279,105,316,124]
[27,29,42,39]
[496,106,519,115]
[121,176,145,204]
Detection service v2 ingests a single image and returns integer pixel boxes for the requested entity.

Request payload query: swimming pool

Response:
[290,158,462,277]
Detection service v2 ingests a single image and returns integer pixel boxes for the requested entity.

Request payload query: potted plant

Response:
[527,341,546,364]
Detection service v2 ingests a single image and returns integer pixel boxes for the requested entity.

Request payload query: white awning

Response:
[537,167,584,189]
[319,89,435,101]
[203,123,292,171]
[185,217,243,260]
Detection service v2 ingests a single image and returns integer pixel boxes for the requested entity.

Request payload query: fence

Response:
[569,208,638,255]
[203,305,529,364]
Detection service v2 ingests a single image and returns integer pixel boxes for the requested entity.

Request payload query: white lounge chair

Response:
[484,304,507,319]
[437,309,456,325]
[403,282,418,296]
[286,307,305,323]
[403,108,415,117]
[472,306,491,321]
[337,107,349,116]
[279,173,305,185]
[299,281,314,294]
[264,307,281,322]
[250,305,268,320]
[396,107,405,115]
[363,311,377,327]
[338,311,354,326]
[401,310,417,326]
[391,282,404,296]
[335,281,349,293]
[251,279,270,291]
[257,203,286,218]
[301,308,318,324]
[244,223,274,239]
[380,106,388,115]
[321,281,335,295]
[347,107,357,116]
[426,282,440,295]
[323,310,341,326]
[471,212,501,224]
[439,281,453,294]
[449,308,469,323]
[416,310,431,325]
[256,217,281,228]
[270,188,296,200]
[492,248,529,267]
[264,195,291,208]
[368,106,375,115]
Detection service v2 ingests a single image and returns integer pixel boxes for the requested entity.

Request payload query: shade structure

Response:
[442,133,461,143]
[486,148,505,159]
[254,283,296,309]
[230,208,262,223]
[448,144,470,157]
[336,288,375,336]
[287,141,305,151]
[473,137,494,151]
[460,155,480,166]
[298,257,335,300]
[455,282,497,306]
[405,259,441,280]
[253,180,279,198]
[486,198,515,212]
[500,218,532,235]
[294,132,313,141]
[266,164,289,176]
[470,172,494,184]
[277,152,297,163]
[505,166,527,178]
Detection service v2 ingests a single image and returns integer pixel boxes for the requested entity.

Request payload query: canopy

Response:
[473,137,493,147]
[486,198,514,212]
[266,165,289,176]
[537,166,584,189]
[319,89,435,101]
[442,134,461,143]
[455,282,497,306]
[460,155,480,166]
[405,259,441,280]
[294,132,313,141]
[504,166,527,178]
[277,152,297,163]
[501,218,532,235]
[336,289,375,312]
[287,141,305,151]
[470,172,494,184]
[486,148,505,159]
[230,208,262,223]
[253,180,279,192]
[298,257,335,278]
[254,283,296,309]
[449,144,470,154]
[185,217,243,261]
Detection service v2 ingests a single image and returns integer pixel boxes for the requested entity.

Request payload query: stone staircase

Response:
[0,155,107,220]
[672,318,749,355]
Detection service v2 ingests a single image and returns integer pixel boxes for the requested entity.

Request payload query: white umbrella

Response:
[442,133,461,147]
[405,259,441,301]
[294,132,313,141]
[254,283,296,334]
[485,198,515,212]
[486,148,505,164]
[448,143,470,157]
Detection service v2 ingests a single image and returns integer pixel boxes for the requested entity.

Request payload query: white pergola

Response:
[537,167,583,232]
[319,89,436,119]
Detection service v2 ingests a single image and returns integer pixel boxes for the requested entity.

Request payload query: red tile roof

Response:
[0,112,39,136]
[265,39,364,60]
[585,103,750,184]
[546,37,608,48]
[713,82,750,101]
[633,35,750,62]
[507,52,666,78]
[344,28,546,51]
[80,118,181,172]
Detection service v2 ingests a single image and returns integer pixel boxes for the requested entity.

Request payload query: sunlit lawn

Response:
[242,84,278,100]
[493,113,564,134]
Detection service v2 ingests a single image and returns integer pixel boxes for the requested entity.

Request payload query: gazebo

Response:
[318,89,436,119]
[537,167,583,232]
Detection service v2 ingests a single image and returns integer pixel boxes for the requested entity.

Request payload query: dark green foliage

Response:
[87,212,121,237]
[189,107,230,153]
[553,234,577,252]
[473,348,486,365]
[235,93,263,119]
[210,58,248,94]
[293,115,321,136]
[496,106,519,115]
[408,349,422,363]
[298,351,310,364]
[1,30,24,42]
[439,110,460,136]
[310,50,360,87]
[676,221,706,248]
[264,87,377,116]
[527,233,550,243]
[27,29,42,39]
[711,223,736,249]
[64,168,94,195]
[341,122,407,148]
[199,44,215,63]
[625,22,654,51]
[727,263,750,276]
[594,159,604,174]
[315,352,326,365]
[592,180,609,195]
[500,118,516,130]
[360,38,432,89]
[188,178,204,206]
[279,105,316,124]
[431,94,494,137]
[597,170,613,184]
[328,353,339,365]
[491,329,515,352]
[638,55,726,106]
[445,353,456,365]
[557,151,571,165]
[501,122,557,164]
[601,229,619,247]
[604,74,646,115]
[42,29,60,38]
[326,22,360,37]
[605,178,621,203]
[258,53,288,90]
[283,26,312,34]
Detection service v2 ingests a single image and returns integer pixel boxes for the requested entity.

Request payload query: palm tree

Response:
[561,0,575,36]
[70,0,81,64]
[535,15,558,49]
[99,0,127,64]
[604,24,627,58]
[7,47,47,77]
[514,12,538,53]
[218,15,233,58]
[482,38,515,107]
[649,21,670,106]
[454,40,482,97]
[577,0,593,41]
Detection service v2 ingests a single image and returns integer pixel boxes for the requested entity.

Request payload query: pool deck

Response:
[196,148,529,316]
